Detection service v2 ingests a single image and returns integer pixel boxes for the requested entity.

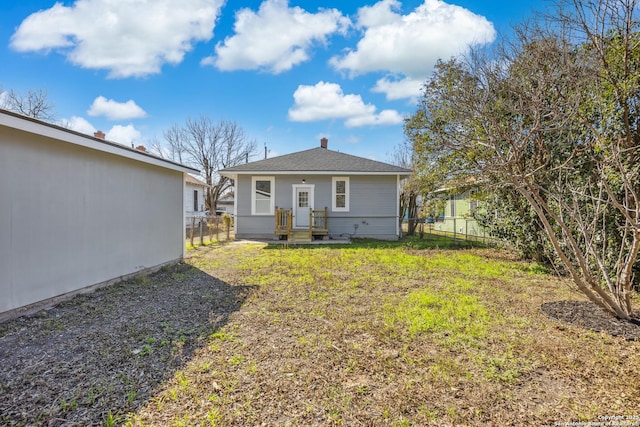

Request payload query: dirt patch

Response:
[0,262,253,426]
[541,300,640,341]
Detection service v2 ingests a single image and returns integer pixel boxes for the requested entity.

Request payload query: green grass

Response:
[387,283,490,343]
[126,236,640,426]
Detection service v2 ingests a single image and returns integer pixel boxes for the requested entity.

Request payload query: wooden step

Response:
[289,230,311,243]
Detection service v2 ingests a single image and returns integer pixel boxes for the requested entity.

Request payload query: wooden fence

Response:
[186,215,233,246]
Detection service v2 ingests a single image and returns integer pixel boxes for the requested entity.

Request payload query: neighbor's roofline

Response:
[221,170,412,177]
[0,108,199,175]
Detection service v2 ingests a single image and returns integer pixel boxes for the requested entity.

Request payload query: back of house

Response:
[220,138,411,241]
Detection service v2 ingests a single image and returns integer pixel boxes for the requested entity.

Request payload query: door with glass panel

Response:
[294,186,312,228]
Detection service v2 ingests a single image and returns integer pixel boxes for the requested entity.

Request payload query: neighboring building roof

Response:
[185,174,209,187]
[0,108,199,175]
[220,146,411,176]
[433,177,483,193]
[218,191,234,201]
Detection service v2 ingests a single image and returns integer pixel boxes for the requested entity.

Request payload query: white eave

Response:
[221,170,410,178]
[0,109,199,175]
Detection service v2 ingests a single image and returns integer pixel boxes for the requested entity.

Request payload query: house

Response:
[0,108,198,320]
[430,183,486,239]
[220,138,411,241]
[185,174,209,225]
[216,191,235,216]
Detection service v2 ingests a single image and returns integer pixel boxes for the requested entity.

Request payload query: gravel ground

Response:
[0,261,253,426]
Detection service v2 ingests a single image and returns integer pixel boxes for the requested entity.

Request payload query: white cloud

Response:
[0,91,9,111]
[10,0,224,78]
[345,109,404,127]
[372,76,424,100]
[329,0,495,99]
[88,96,147,120]
[106,124,141,145]
[288,81,403,128]
[204,0,350,73]
[60,116,142,145]
[62,116,96,135]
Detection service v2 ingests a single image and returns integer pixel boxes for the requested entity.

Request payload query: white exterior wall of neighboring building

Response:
[185,184,204,213]
[0,110,197,319]
[184,176,207,226]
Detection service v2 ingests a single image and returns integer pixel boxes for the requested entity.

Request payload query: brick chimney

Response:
[94,130,105,140]
[320,137,328,149]
[135,145,147,152]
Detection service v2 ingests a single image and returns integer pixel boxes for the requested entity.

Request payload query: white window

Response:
[251,176,275,215]
[332,177,349,212]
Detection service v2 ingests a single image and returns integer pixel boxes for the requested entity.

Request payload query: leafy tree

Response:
[474,187,555,264]
[406,0,640,319]
[163,116,257,212]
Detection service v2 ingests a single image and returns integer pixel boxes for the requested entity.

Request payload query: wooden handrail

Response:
[275,207,292,238]
[276,206,327,241]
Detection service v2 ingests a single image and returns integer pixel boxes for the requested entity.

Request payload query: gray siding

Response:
[0,126,185,316]
[234,174,400,240]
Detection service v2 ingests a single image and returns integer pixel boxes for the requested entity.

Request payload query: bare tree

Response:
[164,116,257,212]
[390,141,421,236]
[406,0,640,319]
[1,88,56,121]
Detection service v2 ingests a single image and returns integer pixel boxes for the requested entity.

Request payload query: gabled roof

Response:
[220,147,411,176]
[185,174,210,187]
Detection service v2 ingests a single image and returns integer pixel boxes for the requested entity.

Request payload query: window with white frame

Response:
[332,177,349,212]
[251,176,275,215]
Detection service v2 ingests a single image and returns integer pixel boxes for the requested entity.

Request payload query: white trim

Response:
[396,174,400,237]
[292,184,315,229]
[332,176,350,212]
[222,170,408,176]
[182,173,187,257]
[251,176,275,215]
[233,183,238,234]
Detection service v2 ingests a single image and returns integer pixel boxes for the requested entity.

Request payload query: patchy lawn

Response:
[1,237,639,426]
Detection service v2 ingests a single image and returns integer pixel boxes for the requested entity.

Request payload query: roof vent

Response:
[320,137,328,149]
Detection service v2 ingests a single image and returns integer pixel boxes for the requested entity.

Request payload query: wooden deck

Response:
[275,207,328,243]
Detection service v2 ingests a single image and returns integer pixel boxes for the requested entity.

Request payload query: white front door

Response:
[293,185,313,228]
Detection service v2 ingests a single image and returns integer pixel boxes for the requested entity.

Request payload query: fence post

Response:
[225,215,231,240]
[453,218,457,241]
[199,219,204,245]
[190,217,195,246]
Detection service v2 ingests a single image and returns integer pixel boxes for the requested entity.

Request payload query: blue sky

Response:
[1,0,543,164]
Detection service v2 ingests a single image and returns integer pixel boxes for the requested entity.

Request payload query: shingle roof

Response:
[220,147,411,175]
[185,174,209,187]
